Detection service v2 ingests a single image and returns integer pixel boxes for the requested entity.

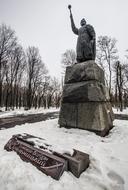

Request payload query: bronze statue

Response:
[68,5,96,63]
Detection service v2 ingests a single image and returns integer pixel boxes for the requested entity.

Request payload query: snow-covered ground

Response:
[0,106,128,120]
[113,108,128,115]
[0,117,128,190]
[0,107,128,120]
[0,107,59,118]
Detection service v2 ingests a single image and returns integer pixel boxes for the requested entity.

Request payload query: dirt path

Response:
[114,114,128,120]
[0,111,59,130]
[0,111,127,130]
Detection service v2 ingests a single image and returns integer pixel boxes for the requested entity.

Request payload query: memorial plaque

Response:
[4,133,90,179]
[4,135,68,180]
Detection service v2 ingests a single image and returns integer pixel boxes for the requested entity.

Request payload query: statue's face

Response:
[80,19,86,26]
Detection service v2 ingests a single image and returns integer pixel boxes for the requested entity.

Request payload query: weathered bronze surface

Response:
[4,134,68,180]
[68,5,96,63]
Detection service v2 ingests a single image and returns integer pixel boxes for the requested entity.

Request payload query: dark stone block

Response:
[62,81,109,103]
[65,61,105,84]
[59,103,78,128]
[54,149,89,178]
[59,60,114,136]
[59,102,114,136]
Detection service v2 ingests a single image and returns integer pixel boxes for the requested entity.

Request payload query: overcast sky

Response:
[0,0,128,80]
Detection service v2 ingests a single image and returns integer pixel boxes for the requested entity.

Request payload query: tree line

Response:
[1,23,128,112]
[61,36,128,111]
[0,24,61,111]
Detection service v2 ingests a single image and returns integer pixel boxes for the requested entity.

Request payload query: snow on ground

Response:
[0,107,127,120]
[0,106,127,119]
[0,107,59,118]
[113,107,128,115]
[0,117,128,190]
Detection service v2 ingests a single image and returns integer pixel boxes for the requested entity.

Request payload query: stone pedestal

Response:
[59,60,114,136]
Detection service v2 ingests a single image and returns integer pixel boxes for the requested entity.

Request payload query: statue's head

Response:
[80,18,86,26]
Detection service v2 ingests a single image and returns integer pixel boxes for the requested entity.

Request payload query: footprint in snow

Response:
[107,170,124,185]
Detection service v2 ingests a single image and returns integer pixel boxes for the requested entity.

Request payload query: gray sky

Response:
[0,0,128,80]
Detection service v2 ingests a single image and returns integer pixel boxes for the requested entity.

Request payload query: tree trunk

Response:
[0,60,2,108]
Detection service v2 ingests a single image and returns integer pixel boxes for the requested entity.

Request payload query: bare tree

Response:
[125,49,128,60]
[0,24,17,108]
[26,46,48,109]
[11,45,26,109]
[96,36,118,96]
[113,59,128,110]
[61,49,76,74]
[115,61,123,111]
[46,77,61,108]
[124,50,128,81]
[2,45,26,110]
[0,23,62,111]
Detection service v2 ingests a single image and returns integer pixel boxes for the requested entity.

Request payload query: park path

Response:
[114,113,128,120]
[0,111,127,130]
[0,111,59,130]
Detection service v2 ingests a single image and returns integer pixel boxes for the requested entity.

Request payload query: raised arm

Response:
[68,5,78,35]
[70,13,78,35]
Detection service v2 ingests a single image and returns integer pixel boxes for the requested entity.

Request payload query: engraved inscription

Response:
[4,136,67,180]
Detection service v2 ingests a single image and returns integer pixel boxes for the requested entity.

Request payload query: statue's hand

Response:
[68,5,72,10]
[68,4,72,18]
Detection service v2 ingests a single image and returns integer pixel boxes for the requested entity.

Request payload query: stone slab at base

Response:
[65,61,105,84]
[59,102,114,137]
[62,81,109,103]
[54,149,89,178]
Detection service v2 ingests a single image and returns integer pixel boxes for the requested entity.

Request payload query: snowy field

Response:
[0,107,59,118]
[113,108,128,115]
[0,117,128,190]
[0,107,128,119]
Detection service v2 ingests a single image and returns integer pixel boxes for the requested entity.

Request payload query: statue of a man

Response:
[68,5,96,63]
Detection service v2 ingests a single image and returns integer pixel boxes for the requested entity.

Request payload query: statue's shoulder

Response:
[86,24,95,36]
[86,24,95,31]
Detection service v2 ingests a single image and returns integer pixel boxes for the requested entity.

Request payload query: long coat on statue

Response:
[70,15,96,63]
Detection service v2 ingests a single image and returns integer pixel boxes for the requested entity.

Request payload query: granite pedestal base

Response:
[59,61,114,136]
